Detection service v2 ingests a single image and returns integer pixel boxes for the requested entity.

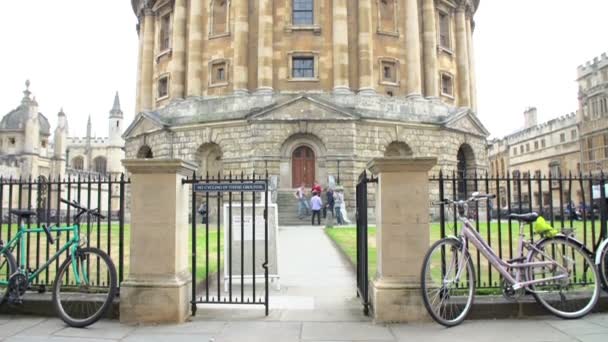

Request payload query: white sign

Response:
[231,215,266,241]
[592,184,608,200]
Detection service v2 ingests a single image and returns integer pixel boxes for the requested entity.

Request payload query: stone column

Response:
[186,0,203,97]
[358,0,375,95]
[455,7,471,108]
[256,0,273,94]
[333,0,350,94]
[368,157,437,322]
[233,0,249,95]
[170,0,187,99]
[422,0,438,98]
[140,10,155,111]
[120,159,196,324]
[467,17,477,111]
[135,19,144,114]
[405,0,422,97]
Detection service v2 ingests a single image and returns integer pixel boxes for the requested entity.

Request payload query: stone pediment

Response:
[247,96,358,122]
[123,112,167,139]
[442,110,490,138]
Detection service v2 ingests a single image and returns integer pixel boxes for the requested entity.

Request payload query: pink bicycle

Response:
[421,193,600,327]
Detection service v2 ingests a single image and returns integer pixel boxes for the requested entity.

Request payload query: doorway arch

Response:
[292,145,315,187]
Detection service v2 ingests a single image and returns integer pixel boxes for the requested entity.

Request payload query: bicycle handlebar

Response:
[432,192,496,206]
[60,198,106,219]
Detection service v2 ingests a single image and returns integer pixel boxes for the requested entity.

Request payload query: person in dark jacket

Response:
[325,187,335,219]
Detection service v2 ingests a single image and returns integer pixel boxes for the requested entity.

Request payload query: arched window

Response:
[71,156,84,170]
[384,141,413,157]
[210,0,229,35]
[195,143,223,177]
[457,144,476,199]
[94,157,107,174]
[137,145,153,159]
[377,0,397,33]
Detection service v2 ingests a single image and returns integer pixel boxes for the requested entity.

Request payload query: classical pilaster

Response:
[170,0,187,99]
[467,17,477,111]
[256,0,273,94]
[405,0,422,97]
[233,0,249,95]
[186,0,203,97]
[455,6,471,108]
[422,0,438,98]
[358,0,375,95]
[332,0,350,94]
[140,10,155,111]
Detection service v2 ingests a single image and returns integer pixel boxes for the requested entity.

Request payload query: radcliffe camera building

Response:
[125,0,489,213]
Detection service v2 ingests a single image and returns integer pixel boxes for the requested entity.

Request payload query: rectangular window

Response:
[587,137,594,161]
[534,141,539,150]
[441,73,453,97]
[292,57,314,78]
[158,76,169,99]
[381,60,397,83]
[604,133,608,159]
[571,129,577,140]
[560,133,566,143]
[513,147,517,156]
[438,12,450,49]
[293,0,314,26]
[159,13,172,51]
[541,139,546,148]
[526,143,530,152]
[520,145,524,154]
[210,61,228,85]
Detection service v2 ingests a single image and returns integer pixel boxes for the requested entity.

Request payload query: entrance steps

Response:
[277,190,312,226]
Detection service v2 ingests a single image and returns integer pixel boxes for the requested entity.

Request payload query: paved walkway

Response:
[1,226,607,341]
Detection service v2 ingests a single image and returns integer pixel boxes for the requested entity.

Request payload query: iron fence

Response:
[0,175,129,289]
[430,171,608,290]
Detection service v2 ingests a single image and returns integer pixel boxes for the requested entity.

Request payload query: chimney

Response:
[524,107,538,129]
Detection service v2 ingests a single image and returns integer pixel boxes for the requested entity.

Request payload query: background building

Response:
[578,52,608,176]
[126,0,488,221]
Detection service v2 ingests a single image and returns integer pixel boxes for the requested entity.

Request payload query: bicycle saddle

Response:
[509,212,539,223]
[9,210,36,219]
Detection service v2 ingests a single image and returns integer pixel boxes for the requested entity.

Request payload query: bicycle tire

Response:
[599,244,608,291]
[421,238,475,327]
[0,250,17,304]
[527,237,600,319]
[52,247,117,327]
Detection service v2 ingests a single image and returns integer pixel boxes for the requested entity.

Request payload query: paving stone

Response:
[13,318,66,337]
[53,320,134,340]
[544,318,608,337]
[0,317,47,338]
[302,322,394,341]
[219,322,301,342]
[129,320,226,335]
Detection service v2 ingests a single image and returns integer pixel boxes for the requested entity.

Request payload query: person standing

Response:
[294,183,309,219]
[326,187,335,219]
[311,181,322,196]
[310,191,323,225]
[334,186,345,225]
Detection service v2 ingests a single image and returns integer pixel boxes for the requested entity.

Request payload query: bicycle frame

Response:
[453,214,568,291]
[0,223,86,286]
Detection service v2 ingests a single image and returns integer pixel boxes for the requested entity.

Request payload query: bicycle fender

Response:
[535,234,594,257]
[596,239,608,265]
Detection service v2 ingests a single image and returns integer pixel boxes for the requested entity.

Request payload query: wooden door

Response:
[292,146,315,187]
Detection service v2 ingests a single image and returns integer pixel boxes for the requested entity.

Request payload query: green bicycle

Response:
[0,199,117,327]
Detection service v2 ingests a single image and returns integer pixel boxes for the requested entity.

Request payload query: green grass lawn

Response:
[327,219,604,290]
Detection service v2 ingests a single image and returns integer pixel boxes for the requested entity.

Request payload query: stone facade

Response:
[577,52,608,176]
[126,0,488,216]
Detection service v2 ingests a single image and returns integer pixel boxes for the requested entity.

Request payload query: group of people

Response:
[295,181,349,226]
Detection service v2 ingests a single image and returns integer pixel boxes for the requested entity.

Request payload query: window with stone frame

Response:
[534,141,539,150]
[526,143,530,152]
[438,11,451,50]
[377,0,397,34]
[440,73,453,97]
[380,59,398,84]
[587,137,594,160]
[571,129,577,140]
[158,75,169,99]
[9,137,15,146]
[604,133,608,159]
[71,156,84,170]
[293,0,314,26]
[159,12,172,51]
[292,56,315,78]
[94,157,107,174]
[210,0,229,36]
[520,145,523,154]
[541,139,546,148]
[512,147,517,156]
[210,60,229,86]
[560,133,566,143]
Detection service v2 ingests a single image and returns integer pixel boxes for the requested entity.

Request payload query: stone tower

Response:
[107,92,125,176]
[52,108,68,177]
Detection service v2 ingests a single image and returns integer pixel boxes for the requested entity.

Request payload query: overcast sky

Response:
[0,0,606,140]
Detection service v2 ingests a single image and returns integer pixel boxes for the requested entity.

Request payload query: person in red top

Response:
[311,181,322,196]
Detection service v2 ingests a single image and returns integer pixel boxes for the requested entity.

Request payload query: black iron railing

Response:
[430,171,608,289]
[0,175,129,288]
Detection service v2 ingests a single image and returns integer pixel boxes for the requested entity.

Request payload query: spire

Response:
[87,115,92,139]
[21,79,32,104]
[58,107,65,116]
[110,92,123,118]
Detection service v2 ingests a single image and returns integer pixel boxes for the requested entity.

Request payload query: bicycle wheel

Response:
[421,238,475,327]
[599,243,608,291]
[52,247,117,327]
[0,250,16,303]
[527,237,600,319]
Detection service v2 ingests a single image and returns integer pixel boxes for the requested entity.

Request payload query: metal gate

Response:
[183,172,270,316]
[355,170,376,316]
